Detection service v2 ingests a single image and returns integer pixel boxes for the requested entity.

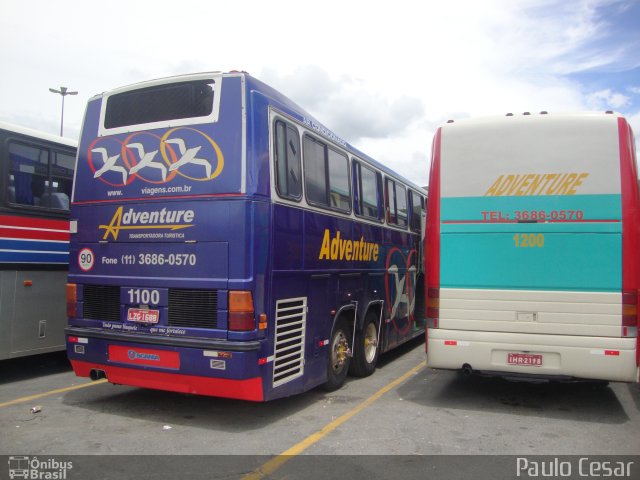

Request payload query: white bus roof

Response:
[0,120,78,148]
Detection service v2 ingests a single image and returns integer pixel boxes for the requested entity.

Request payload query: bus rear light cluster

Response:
[622,290,638,327]
[427,287,440,329]
[258,313,267,330]
[622,290,638,338]
[228,291,255,331]
[66,283,77,318]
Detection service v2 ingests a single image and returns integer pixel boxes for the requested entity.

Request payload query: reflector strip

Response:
[590,349,621,356]
[258,356,274,365]
[203,350,232,359]
[443,340,470,347]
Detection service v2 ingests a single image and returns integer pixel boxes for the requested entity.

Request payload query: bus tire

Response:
[349,311,380,377]
[323,318,351,392]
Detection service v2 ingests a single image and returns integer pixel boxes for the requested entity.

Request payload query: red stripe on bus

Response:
[617,117,640,367]
[72,193,244,205]
[0,215,68,231]
[70,360,264,401]
[426,129,441,295]
[0,226,69,242]
[619,117,640,292]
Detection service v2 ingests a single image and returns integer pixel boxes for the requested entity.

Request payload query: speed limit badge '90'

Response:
[78,248,95,272]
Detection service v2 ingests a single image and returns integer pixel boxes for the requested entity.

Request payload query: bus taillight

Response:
[622,290,638,337]
[66,283,77,318]
[229,291,255,331]
[427,287,439,329]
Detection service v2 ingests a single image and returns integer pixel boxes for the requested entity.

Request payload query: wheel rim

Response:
[363,322,378,363]
[331,329,349,374]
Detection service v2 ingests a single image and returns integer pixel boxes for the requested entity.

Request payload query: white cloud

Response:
[586,89,631,109]
[262,65,424,141]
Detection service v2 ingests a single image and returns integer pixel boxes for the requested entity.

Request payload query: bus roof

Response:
[440,110,624,128]
[0,120,78,148]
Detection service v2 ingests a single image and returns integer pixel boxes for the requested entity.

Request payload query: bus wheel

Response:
[323,319,351,391]
[349,312,380,377]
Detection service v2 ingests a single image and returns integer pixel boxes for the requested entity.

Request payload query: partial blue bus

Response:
[65,72,426,401]
[426,112,639,383]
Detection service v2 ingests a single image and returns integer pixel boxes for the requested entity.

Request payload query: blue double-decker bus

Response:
[65,72,426,401]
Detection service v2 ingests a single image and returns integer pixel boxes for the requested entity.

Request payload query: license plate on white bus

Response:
[507,353,543,366]
[127,308,160,324]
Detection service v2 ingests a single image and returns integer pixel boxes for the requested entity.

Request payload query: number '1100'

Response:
[127,288,160,305]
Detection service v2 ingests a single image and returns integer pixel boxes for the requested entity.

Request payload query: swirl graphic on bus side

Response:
[384,247,417,335]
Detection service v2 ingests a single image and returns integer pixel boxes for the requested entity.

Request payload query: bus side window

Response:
[354,160,382,221]
[303,135,326,206]
[7,142,72,211]
[8,142,48,207]
[303,135,351,213]
[327,148,350,212]
[386,178,408,228]
[409,190,424,232]
[396,183,408,227]
[274,120,301,200]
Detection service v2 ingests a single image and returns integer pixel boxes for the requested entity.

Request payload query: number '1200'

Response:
[513,233,545,248]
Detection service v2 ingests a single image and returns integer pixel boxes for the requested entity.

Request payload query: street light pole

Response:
[49,86,78,136]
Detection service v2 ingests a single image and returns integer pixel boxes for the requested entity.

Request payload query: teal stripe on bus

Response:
[440,230,622,292]
[441,194,621,222]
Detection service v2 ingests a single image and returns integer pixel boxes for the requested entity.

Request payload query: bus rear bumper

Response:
[65,327,266,401]
[427,329,639,383]
[70,359,264,401]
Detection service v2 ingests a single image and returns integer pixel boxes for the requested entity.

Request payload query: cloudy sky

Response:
[1,0,639,186]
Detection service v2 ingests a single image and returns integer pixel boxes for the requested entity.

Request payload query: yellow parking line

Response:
[0,379,108,408]
[244,361,426,480]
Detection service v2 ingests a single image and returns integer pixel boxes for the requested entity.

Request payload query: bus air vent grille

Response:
[83,284,121,322]
[272,297,306,387]
[168,289,218,328]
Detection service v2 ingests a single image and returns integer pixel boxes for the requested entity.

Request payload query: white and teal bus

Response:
[426,111,639,383]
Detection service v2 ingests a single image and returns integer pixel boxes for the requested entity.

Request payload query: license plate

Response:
[127,308,160,324]
[507,352,543,366]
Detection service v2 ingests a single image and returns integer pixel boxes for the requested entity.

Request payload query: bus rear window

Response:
[104,80,215,129]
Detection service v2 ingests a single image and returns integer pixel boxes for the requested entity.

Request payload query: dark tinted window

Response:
[303,136,327,205]
[409,190,424,232]
[328,148,350,210]
[274,120,302,200]
[105,80,215,128]
[354,161,381,220]
[303,135,350,212]
[386,178,408,228]
[8,142,73,211]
